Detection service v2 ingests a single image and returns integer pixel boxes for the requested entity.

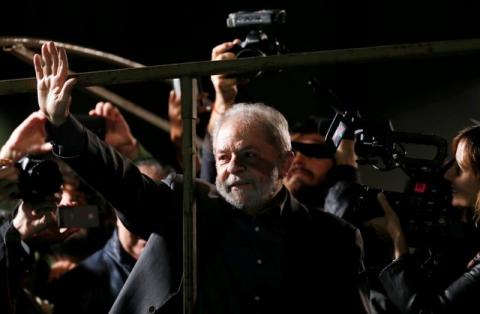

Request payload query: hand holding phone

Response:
[57,205,100,228]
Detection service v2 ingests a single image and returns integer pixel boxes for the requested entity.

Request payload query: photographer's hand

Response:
[364,192,408,260]
[336,139,358,168]
[34,42,77,126]
[0,111,52,161]
[168,88,211,147]
[168,90,183,148]
[12,198,78,242]
[89,102,139,160]
[208,39,241,134]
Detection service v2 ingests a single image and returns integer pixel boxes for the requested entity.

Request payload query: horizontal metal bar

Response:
[2,38,480,95]
[0,36,145,68]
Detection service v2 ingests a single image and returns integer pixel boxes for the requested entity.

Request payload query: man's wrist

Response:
[120,138,140,160]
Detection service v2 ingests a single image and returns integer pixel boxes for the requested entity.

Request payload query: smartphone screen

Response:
[57,205,100,228]
[325,113,348,151]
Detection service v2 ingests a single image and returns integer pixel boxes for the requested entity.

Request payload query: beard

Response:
[216,167,280,211]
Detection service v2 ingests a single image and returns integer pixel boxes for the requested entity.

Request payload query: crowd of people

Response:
[0,40,480,314]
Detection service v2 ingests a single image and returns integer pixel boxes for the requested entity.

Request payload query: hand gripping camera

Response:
[226,9,286,58]
[326,111,455,249]
[226,9,286,81]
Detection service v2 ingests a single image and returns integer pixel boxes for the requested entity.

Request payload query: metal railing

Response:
[3,37,480,314]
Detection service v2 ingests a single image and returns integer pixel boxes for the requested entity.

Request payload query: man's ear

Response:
[279,151,294,178]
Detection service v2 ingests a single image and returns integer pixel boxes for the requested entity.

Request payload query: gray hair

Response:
[212,103,291,154]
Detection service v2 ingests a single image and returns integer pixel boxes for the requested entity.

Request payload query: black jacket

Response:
[48,116,371,314]
[379,252,480,314]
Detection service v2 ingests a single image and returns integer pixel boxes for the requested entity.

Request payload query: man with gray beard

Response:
[33,42,371,314]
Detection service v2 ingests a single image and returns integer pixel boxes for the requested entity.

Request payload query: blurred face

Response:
[214,119,291,214]
[116,218,146,260]
[284,133,335,194]
[444,140,480,208]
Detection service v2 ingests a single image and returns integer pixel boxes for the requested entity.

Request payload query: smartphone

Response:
[57,205,100,228]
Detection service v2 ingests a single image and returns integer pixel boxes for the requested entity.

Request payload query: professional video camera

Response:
[226,9,286,81]
[326,111,454,249]
[15,156,63,202]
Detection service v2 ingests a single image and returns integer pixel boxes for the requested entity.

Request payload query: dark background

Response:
[2,0,480,190]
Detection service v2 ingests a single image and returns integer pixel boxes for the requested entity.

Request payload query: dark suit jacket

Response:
[48,117,371,314]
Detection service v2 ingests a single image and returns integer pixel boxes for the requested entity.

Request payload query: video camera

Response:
[226,9,286,81]
[326,111,454,249]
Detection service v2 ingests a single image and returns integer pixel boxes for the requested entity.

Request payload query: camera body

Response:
[15,156,63,202]
[355,178,453,249]
[326,111,454,249]
[326,111,448,171]
[226,9,286,70]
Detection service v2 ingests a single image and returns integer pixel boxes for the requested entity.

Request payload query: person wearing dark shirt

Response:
[32,41,371,314]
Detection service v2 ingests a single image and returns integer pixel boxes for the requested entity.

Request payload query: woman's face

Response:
[444,140,480,208]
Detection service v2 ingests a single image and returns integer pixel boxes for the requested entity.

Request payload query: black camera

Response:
[326,111,455,249]
[226,9,286,81]
[326,111,448,172]
[15,156,63,202]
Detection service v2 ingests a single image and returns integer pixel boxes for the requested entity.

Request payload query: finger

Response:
[48,42,59,75]
[59,78,77,102]
[42,43,52,76]
[58,201,77,208]
[58,46,69,78]
[57,227,79,241]
[33,54,44,80]
[212,41,239,60]
[39,142,53,153]
[169,90,180,106]
[93,102,105,116]
[377,192,395,215]
[214,52,236,61]
[102,102,115,118]
[32,110,48,122]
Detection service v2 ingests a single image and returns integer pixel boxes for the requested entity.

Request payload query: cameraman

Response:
[370,125,480,314]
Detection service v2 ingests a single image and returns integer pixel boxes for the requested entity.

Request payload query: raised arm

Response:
[34,42,77,126]
[33,42,177,239]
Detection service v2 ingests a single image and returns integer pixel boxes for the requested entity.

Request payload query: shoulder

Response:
[291,193,357,232]
[291,194,360,244]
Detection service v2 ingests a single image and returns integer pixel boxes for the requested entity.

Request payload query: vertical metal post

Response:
[180,77,197,314]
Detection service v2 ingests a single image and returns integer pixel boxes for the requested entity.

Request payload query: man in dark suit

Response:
[33,41,371,314]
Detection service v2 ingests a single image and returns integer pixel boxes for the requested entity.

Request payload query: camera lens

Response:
[16,156,63,201]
